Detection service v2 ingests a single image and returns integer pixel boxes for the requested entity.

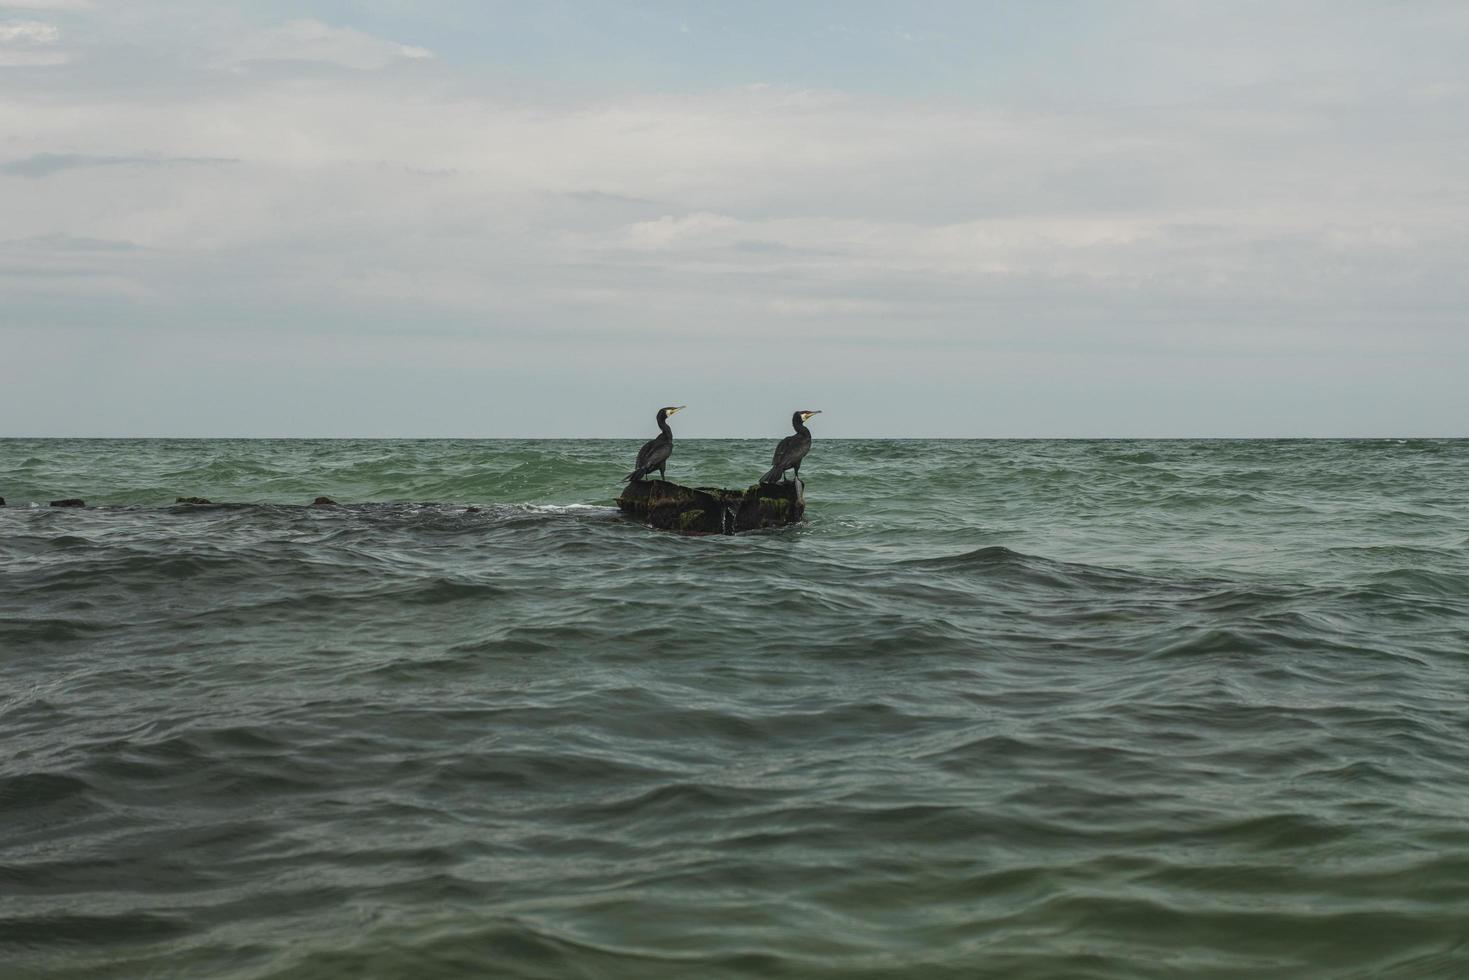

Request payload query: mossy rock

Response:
[619,478,803,534]
[735,480,804,531]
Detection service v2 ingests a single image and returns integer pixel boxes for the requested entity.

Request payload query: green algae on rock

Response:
[617,479,804,534]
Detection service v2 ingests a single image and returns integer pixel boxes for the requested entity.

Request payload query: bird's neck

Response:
[658,417,673,437]
[792,419,808,436]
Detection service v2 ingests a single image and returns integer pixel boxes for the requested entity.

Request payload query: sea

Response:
[2,437,1467,979]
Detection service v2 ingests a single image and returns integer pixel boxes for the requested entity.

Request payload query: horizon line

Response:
[3,435,1466,442]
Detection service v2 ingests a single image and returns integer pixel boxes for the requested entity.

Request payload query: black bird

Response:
[624,406,686,482]
[760,410,821,484]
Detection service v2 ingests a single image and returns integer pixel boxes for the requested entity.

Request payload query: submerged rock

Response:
[0,496,5,506]
[617,479,804,534]
[176,496,212,505]
[51,498,85,508]
[312,496,338,506]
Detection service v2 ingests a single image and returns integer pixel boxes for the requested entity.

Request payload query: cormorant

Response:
[624,406,685,482]
[760,410,821,484]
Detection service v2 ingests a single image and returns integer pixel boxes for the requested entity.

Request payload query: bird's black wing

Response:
[641,439,673,472]
[625,435,673,481]
[635,436,664,471]
[770,434,798,467]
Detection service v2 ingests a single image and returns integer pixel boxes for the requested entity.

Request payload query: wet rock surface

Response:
[617,479,804,534]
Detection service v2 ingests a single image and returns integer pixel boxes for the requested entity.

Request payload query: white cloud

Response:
[0,0,91,9]
[623,211,742,250]
[218,19,435,71]
[0,19,57,43]
[2,78,1463,302]
[1,2,1466,434]
[0,16,64,63]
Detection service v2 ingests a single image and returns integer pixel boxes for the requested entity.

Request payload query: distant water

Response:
[3,438,1468,979]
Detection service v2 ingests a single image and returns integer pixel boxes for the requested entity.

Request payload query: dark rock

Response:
[736,480,806,531]
[0,496,5,506]
[617,479,804,534]
[465,506,482,513]
[175,496,212,505]
[51,498,85,508]
[617,480,738,534]
[312,496,338,506]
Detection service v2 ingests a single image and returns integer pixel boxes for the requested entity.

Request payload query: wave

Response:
[897,545,1201,596]
[1361,568,1469,598]
[5,437,1469,979]
[0,912,191,949]
[0,771,91,809]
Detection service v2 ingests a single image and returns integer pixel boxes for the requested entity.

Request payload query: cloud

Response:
[3,77,1463,333]
[0,153,236,177]
[0,45,62,65]
[562,190,662,207]
[0,16,64,64]
[218,19,434,71]
[623,211,742,250]
[3,233,143,251]
[1,1,1466,434]
[0,1,92,9]
[0,19,56,43]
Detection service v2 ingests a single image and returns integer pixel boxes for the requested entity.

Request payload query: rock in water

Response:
[50,498,85,508]
[176,496,212,505]
[736,480,805,531]
[617,479,804,534]
[312,496,338,506]
[0,496,5,506]
[617,481,737,534]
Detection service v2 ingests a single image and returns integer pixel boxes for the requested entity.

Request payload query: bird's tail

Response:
[624,467,648,483]
[758,466,781,485]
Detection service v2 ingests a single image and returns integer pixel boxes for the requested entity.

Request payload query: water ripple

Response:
[2,438,1468,977]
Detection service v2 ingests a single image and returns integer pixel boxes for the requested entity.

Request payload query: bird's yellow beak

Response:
[667,406,686,415]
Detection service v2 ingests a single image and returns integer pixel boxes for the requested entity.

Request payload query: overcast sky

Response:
[2,1,1466,437]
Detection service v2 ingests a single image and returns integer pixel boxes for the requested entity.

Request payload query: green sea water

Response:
[2,438,1468,978]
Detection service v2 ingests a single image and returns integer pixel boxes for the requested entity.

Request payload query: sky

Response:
[1,1,1466,438]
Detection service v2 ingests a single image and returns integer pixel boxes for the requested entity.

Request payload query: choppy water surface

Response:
[3,438,1468,979]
